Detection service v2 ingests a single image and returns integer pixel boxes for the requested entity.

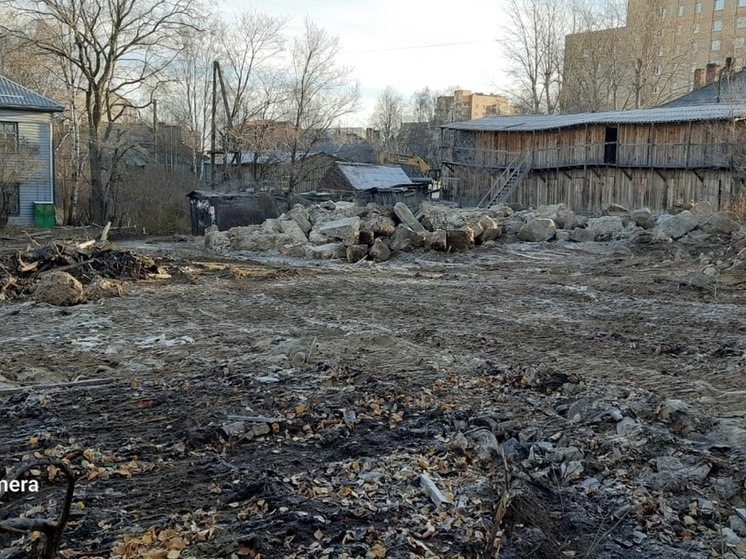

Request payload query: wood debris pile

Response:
[0,240,168,301]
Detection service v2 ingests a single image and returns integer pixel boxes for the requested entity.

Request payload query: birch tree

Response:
[370,86,405,150]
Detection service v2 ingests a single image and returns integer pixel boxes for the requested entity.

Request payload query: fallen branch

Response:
[0,377,116,396]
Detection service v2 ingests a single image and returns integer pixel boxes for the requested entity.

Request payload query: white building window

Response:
[737,16,746,27]
[736,37,746,48]
[678,5,685,15]
[692,41,699,52]
[739,0,746,6]
[693,23,701,33]
[695,1,702,13]
[713,19,723,31]
[654,65,663,75]
[653,85,661,95]
[714,0,724,9]
[712,39,722,50]
[658,7,667,17]
[658,47,664,56]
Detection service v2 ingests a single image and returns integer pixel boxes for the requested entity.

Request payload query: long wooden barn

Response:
[440,104,746,213]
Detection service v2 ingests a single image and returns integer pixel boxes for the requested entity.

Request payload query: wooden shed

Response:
[440,104,746,213]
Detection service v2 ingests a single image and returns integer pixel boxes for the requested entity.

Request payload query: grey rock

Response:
[721,527,742,546]
[555,230,571,242]
[548,446,583,463]
[653,210,699,240]
[570,227,597,242]
[616,417,640,436]
[468,429,500,461]
[729,515,746,538]
[304,242,346,260]
[287,204,313,233]
[603,203,630,216]
[476,215,502,242]
[700,212,741,235]
[518,218,556,242]
[278,243,308,258]
[631,208,656,229]
[369,238,391,262]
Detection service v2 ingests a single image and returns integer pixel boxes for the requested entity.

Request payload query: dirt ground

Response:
[1,234,745,558]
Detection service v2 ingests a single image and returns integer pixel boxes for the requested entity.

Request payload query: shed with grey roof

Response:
[0,75,64,227]
[439,103,746,213]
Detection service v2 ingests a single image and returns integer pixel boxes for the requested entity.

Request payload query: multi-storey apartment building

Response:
[435,90,513,122]
[563,0,746,112]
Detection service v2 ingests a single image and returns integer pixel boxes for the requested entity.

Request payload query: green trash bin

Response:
[33,202,56,229]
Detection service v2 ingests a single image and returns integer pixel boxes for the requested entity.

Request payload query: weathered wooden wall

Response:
[443,119,745,212]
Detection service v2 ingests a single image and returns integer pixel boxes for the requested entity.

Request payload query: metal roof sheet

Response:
[0,75,64,112]
[337,163,415,190]
[660,69,746,108]
[442,103,746,132]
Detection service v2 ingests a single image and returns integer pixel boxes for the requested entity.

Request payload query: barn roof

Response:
[660,69,746,108]
[442,103,746,133]
[0,74,63,112]
[337,163,415,190]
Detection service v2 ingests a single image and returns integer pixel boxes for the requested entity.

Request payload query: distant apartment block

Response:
[563,0,746,111]
[435,90,513,122]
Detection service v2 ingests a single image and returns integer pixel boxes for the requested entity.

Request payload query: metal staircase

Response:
[477,154,532,208]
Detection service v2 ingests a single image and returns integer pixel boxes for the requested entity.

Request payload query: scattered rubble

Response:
[205,199,744,265]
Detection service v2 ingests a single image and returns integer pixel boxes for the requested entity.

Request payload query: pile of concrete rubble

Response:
[204,199,745,263]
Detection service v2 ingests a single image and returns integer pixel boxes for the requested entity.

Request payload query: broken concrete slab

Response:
[279,243,309,258]
[279,220,309,244]
[586,216,626,240]
[304,242,346,260]
[286,204,313,234]
[430,229,447,251]
[518,218,556,242]
[394,202,426,233]
[363,214,397,237]
[603,203,630,216]
[476,215,502,242]
[446,229,475,251]
[84,276,124,301]
[205,230,230,253]
[390,225,424,252]
[318,217,361,243]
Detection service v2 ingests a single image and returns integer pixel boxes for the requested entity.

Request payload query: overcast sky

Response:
[222,0,511,127]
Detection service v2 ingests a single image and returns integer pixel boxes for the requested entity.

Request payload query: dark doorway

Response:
[604,126,618,164]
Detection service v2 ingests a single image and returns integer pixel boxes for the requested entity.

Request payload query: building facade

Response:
[0,75,63,227]
[563,0,746,112]
[435,90,513,123]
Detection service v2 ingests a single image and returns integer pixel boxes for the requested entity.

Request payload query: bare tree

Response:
[4,0,203,224]
[370,86,405,150]
[215,9,287,166]
[501,0,569,114]
[281,18,359,193]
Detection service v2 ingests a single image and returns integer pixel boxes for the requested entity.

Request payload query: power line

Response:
[341,39,496,55]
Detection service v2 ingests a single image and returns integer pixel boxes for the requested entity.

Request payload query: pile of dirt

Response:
[0,240,169,303]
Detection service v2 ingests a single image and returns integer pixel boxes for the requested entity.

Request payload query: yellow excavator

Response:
[377,152,442,193]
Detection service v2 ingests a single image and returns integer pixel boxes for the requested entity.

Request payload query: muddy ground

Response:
[1,235,745,558]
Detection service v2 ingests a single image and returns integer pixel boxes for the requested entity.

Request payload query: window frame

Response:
[712,39,722,50]
[714,0,724,10]
[4,183,20,216]
[0,121,18,150]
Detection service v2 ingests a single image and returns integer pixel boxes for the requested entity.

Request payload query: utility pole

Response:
[211,61,217,189]
[152,98,158,165]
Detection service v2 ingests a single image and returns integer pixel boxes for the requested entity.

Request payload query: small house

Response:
[0,75,64,227]
[319,162,428,207]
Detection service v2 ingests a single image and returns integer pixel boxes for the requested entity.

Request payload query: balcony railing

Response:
[441,142,739,171]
